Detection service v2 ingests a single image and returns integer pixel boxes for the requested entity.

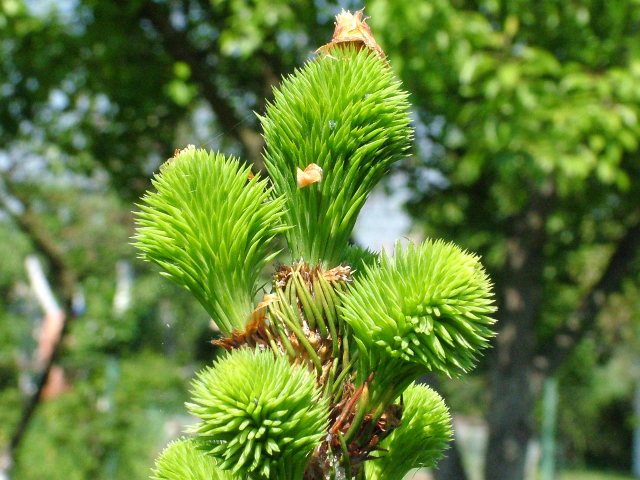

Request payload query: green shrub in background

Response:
[135,10,497,479]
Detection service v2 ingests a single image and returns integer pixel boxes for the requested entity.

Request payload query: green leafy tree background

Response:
[1,1,640,479]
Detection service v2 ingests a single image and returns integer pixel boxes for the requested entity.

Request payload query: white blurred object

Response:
[25,255,60,318]
[354,172,413,252]
[25,255,64,370]
[113,260,133,316]
[0,449,10,480]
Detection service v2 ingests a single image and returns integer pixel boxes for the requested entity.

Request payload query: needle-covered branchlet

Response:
[342,240,496,379]
[261,44,412,267]
[134,147,287,334]
[187,349,328,479]
[365,384,453,479]
[339,240,495,443]
[152,437,234,480]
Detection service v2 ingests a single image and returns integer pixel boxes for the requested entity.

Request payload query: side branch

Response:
[0,181,76,473]
[133,0,265,163]
[541,216,640,373]
[0,179,76,307]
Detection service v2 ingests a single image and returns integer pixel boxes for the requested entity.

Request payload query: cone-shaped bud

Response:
[340,240,496,377]
[134,147,287,334]
[151,437,234,480]
[187,348,328,479]
[365,384,452,479]
[261,45,412,266]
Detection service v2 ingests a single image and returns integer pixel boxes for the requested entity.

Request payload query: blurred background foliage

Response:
[1,0,639,479]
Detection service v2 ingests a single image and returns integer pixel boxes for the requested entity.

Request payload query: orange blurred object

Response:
[297,163,323,188]
[316,9,386,61]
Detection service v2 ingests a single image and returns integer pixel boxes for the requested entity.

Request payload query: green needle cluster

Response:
[134,147,287,333]
[261,46,412,267]
[341,239,496,378]
[187,348,328,479]
[137,10,498,479]
[151,438,234,480]
[365,384,452,480]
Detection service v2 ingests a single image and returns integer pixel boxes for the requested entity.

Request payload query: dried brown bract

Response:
[212,293,277,350]
[323,265,352,283]
[316,9,386,62]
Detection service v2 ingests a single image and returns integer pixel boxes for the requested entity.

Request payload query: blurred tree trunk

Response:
[484,202,547,480]
[485,207,640,480]
[485,358,539,480]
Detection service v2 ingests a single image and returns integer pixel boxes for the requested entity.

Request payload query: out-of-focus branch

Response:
[538,215,640,373]
[1,258,71,477]
[131,0,265,164]
[0,178,77,476]
[0,179,76,308]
